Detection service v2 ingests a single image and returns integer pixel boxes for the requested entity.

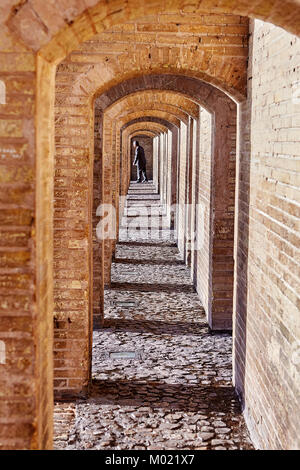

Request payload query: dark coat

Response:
[133,145,146,169]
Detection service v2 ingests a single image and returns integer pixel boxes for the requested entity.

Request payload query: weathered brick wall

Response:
[0,17,53,450]
[177,122,188,257]
[53,80,94,399]
[170,126,179,212]
[190,118,199,281]
[153,136,159,192]
[184,117,195,265]
[233,19,300,449]
[160,133,167,206]
[101,114,114,287]
[175,93,236,330]
[193,109,213,316]
[165,129,173,226]
[211,99,237,330]
[93,107,104,328]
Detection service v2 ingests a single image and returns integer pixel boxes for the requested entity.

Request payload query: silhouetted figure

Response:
[133,140,148,183]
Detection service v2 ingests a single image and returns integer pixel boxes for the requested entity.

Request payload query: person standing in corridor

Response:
[133,140,148,183]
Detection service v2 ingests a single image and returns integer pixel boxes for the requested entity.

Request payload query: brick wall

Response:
[193,109,213,316]
[174,93,236,330]
[53,83,94,399]
[234,19,300,449]
[0,22,53,450]
[93,107,104,328]
[153,136,159,192]
[190,118,199,281]
[166,130,173,226]
[160,133,167,206]
[177,122,188,257]
[184,118,195,265]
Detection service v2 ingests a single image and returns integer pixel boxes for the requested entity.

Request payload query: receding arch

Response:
[129,130,159,139]
[105,90,200,120]
[115,110,182,127]
[52,68,238,406]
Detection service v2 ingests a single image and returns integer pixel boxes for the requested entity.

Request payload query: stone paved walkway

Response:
[54,181,253,450]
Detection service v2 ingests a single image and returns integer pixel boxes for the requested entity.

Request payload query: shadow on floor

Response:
[90,379,242,414]
[117,241,177,247]
[110,282,196,293]
[113,258,185,266]
[96,318,211,336]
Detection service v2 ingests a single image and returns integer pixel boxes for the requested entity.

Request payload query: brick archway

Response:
[94,81,237,328]
[5,1,300,52]
[1,0,299,450]
[98,97,188,291]
[52,74,237,423]
[92,116,173,329]
[96,91,197,303]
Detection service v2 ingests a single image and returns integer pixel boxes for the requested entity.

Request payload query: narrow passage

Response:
[54,181,253,450]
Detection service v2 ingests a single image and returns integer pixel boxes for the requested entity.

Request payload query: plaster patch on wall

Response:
[0,80,6,104]
[0,340,6,364]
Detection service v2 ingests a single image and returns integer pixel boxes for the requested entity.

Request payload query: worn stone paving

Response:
[54,181,253,450]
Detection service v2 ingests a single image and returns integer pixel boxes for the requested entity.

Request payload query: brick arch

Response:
[50,9,251,105]
[117,116,172,195]
[100,97,185,289]
[8,0,299,106]
[37,12,250,100]
[59,48,247,106]
[94,74,236,114]
[54,68,237,435]
[115,110,182,127]
[72,71,237,405]
[92,114,171,331]
[1,0,299,452]
[120,119,173,196]
[122,119,178,194]
[7,0,300,54]
[103,115,173,204]
[121,120,172,194]
[122,116,179,130]
[103,110,179,206]
[55,76,239,352]
[105,90,200,121]
[121,116,179,183]
[96,77,237,310]
[94,115,171,289]
[112,98,237,332]
[106,107,183,206]
[54,68,239,409]
[129,131,159,138]
[123,121,169,134]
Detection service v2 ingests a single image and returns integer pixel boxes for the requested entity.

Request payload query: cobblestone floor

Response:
[54,181,253,450]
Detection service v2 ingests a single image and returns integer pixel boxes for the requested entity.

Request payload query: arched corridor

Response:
[54,181,253,450]
[0,0,299,451]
